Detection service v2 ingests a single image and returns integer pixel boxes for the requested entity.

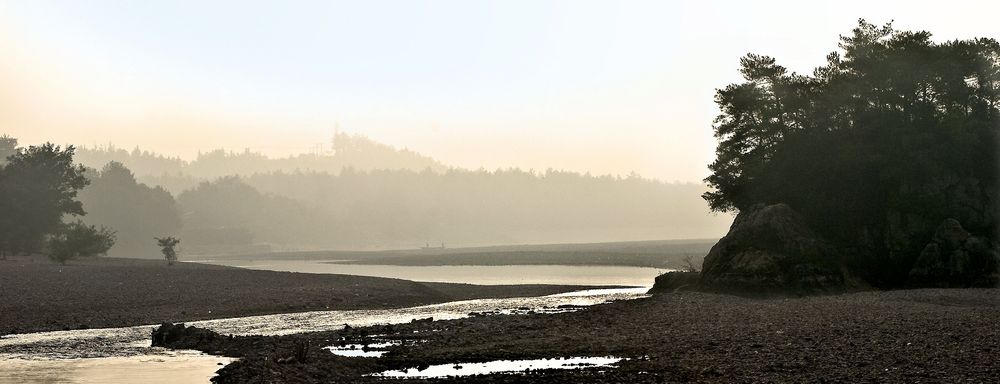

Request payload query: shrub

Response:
[47,221,116,264]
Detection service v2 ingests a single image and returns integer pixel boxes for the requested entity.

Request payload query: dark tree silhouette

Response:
[704,20,999,286]
[0,142,90,256]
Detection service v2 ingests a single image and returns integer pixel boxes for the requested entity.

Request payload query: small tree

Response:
[155,236,180,265]
[47,221,116,264]
[681,255,700,273]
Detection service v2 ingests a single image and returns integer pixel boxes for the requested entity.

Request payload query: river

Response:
[0,286,651,383]
[200,259,666,286]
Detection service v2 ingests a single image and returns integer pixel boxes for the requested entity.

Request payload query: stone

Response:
[908,219,999,287]
[700,203,849,291]
[151,322,223,349]
[648,271,701,293]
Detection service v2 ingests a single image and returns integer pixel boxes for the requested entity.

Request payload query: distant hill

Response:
[75,132,445,194]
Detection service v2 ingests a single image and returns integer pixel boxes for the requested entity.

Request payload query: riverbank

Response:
[162,287,999,382]
[0,256,602,335]
[197,239,716,269]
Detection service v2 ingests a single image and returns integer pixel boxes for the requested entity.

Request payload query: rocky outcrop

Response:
[648,271,701,293]
[151,322,229,350]
[700,204,852,292]
[908,219,999,287]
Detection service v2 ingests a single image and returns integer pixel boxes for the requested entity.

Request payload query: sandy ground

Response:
[0,256,598,335]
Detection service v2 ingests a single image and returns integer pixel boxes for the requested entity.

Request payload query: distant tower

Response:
[331,121,341,155]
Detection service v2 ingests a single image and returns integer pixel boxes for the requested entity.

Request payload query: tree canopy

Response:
[0,143,90,255]
[704,20,999,286]
[78,161,181,257]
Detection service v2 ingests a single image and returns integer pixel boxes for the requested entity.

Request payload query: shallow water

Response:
[374,356,624,378]
[0,287,648,383]
[0,352,233,384]
[204,259,666,286]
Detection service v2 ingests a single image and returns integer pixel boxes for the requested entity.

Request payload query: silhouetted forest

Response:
[704,21,999,287]
[3,133,730,256]
[75,132,445,194]
[174,169,724,252]
[77,162,181,257]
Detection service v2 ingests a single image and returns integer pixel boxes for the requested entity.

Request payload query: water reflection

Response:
[374,356,624,378]
[0,287,646,359]
[205,260,665,286]
[0,287,647,384]
[0,351,232,384]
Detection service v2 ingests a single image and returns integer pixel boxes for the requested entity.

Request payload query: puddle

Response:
[374,356,624,378]
[324,341,401,357]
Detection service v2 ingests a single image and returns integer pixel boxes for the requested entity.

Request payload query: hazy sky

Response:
[1,0,997,181]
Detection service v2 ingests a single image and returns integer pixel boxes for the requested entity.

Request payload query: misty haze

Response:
[1,1,998,384]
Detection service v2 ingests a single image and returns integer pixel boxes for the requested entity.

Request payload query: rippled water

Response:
[0,288,648,383]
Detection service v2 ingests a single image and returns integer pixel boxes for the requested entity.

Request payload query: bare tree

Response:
[681,255,699,273]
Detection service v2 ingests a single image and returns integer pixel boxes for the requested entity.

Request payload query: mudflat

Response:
[0,256,598,335]
[163,287,1000,383]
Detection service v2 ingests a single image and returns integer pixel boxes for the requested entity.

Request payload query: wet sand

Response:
[0,256,602,335]
[162,288,999,383]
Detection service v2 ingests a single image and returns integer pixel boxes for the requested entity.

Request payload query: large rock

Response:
[908,219,999,287]
[648,271,701,293]
[151,322,228,350]
[700,203,849,291]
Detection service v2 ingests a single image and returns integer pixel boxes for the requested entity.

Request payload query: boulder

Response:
[908,219,999,287]
[700,203,849,291]
[151,322,227,350]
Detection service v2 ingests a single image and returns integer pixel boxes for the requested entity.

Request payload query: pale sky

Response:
[1,0,997,182]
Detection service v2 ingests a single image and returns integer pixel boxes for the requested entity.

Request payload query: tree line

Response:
[74,132,446,194]
[179,168,725,251]
[3,133,731,257]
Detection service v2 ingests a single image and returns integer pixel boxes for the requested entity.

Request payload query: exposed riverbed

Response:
[0,287,648,383]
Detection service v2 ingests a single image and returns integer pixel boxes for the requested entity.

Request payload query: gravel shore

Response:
[161,287,999,383]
